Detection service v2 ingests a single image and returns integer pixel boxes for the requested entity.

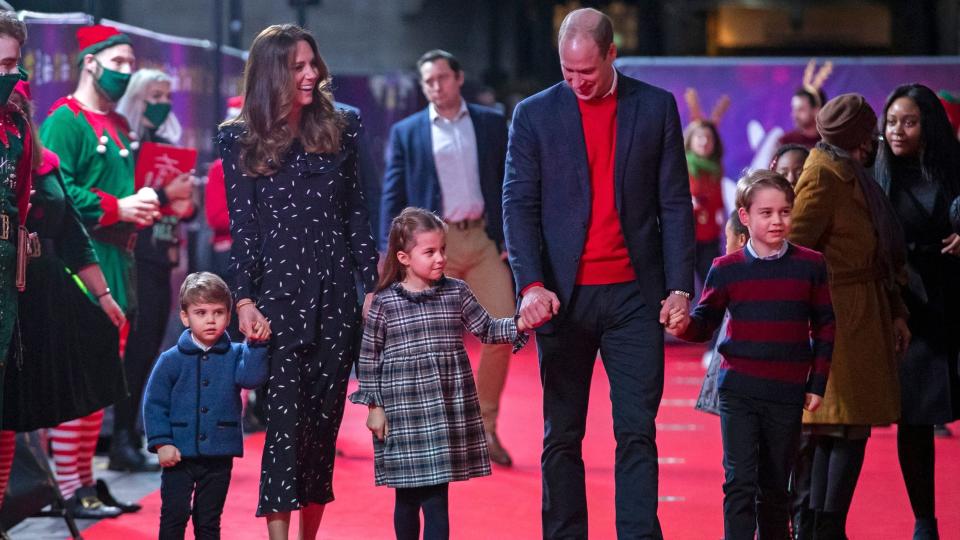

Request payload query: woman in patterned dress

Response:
[350,208,527,540]
[217,24,378,539]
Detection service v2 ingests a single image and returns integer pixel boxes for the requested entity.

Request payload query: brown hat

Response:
[816,93,878,150]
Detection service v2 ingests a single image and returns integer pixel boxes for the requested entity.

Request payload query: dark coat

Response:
[143,330,268,457]
[380,103,508,251]
[502,73,695,331]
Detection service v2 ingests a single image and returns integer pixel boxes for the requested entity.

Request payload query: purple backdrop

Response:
[616,57,960,178]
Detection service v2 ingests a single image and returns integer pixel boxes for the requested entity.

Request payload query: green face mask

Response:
[144,101,172,127]
[0,66,27,106]
[95,61,131,102]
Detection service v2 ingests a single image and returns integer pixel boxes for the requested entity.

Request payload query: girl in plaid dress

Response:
[350,208,528,540]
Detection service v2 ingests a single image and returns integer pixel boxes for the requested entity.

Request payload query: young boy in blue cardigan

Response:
[143,272,270,539]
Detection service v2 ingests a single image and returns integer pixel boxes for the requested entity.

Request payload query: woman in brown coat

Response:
[789,94,910,539]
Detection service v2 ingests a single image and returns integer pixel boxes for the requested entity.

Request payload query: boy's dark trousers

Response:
[719,388,803,540]
[159,456,233,540]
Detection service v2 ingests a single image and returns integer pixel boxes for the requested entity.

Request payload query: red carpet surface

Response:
[84,340,960,539]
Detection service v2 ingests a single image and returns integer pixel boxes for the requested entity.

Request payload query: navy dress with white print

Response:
[218,109,378,516]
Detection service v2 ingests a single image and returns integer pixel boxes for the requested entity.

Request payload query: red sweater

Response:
[205,158,232,247]
[575,91,636,285]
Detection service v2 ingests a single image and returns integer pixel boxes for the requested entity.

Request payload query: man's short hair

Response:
[557,8,614,58]
[179,272,232,311]
[736,169,796,210]
[0,11,26,45]
[416,49,461,75]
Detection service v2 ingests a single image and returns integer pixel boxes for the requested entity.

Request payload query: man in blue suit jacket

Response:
[503,9,694,539]
[380,50,517,465]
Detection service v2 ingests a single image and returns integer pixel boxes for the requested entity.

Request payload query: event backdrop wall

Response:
[18,11,422,177]
[616,57,960,182]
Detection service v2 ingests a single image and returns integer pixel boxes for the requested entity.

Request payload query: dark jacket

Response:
[143,330,268,457]
[502,73,695,331]
[380,103,508,251]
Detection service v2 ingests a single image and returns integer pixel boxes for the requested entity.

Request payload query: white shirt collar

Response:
[745,239,789,260]
[429,97,469,123]
[190,332,213,352]
[602,69,619,99]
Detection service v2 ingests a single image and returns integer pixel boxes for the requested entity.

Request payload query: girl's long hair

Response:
[8,90,43,171]
[875,83,960,203]
[223,24,344,177]
[115,69,183,143]
[377,208,447,292]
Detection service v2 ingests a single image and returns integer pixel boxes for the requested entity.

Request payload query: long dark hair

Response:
[223,24,344,176]
[875,83,960,203]
[377,208,447,292]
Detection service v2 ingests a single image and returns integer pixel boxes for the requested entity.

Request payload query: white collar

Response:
[429,98,469,123]
[190,332,213,352]
[746,239,789,260]
[602,69,618,99]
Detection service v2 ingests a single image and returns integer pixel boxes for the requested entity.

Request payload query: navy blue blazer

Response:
[502,73,695,330]
[380,103,508,251]
[143,330,268,458]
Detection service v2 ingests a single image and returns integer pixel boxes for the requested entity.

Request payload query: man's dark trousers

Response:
[536,281,664,539]
[718,388,802,540]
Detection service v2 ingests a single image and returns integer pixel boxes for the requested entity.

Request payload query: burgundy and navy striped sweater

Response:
[681,243,835,405]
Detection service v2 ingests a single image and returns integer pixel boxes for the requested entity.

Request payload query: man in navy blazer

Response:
[380,50,518,465]
[503,9,694,539]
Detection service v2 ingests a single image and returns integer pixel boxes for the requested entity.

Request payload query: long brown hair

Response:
[224,24,344,177]
[377,208,447,292]
[8,90,44,171]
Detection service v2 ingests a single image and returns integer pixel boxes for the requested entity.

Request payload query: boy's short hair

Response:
[179,272,232,311]
[736,169,796,210]
[728,209,749,238]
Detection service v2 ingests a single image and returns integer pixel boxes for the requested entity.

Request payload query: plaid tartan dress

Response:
[350,277,527,488]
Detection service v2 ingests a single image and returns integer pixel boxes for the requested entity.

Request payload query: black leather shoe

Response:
[95,479,143,513]
[66,486,122,519]
[108,440,160,472]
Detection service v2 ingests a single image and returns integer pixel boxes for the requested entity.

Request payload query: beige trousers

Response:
[444,220,515,433]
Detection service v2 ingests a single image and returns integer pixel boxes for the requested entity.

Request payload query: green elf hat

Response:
[76,25,131,66]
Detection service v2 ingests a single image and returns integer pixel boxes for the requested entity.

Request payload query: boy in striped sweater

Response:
[668,170,835,540]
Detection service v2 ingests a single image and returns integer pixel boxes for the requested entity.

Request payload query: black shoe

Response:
[66,486,123,519]
[933,424,952,438]
[913,518,940,540]
[95,479,143,513]
[108,439,160,472]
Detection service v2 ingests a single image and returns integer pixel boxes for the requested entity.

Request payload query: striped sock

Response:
[0,430,15,509]
[52,409,104,498]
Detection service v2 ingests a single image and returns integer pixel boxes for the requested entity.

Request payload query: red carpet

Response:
[84,340,960,539]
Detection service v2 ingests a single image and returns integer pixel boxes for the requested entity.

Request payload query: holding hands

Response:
[367,406,388,441]
[236,299,272,342]
[519,286,560,330]
[661,293,691,336]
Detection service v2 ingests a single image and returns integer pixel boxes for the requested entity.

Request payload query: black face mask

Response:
[0,66,27,106]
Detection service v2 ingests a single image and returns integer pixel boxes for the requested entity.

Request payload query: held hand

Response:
[168,197,194,219]
[659,294,690,334]
[941,233,960,256]
[362,292,374,321]
[893,317,911,358]
[99,294,126,328]
[237,301,271,341]
[163,171,195,201]
[157,445,181,468]
[117,194,160,226]
[516,316,528,333]
[367,406,388,441]
[804,393,823,412]
[519,286,560,330]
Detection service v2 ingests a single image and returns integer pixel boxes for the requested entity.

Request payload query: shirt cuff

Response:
[520,282,544,297]
[348,390,383,408]
[93,189,119,226]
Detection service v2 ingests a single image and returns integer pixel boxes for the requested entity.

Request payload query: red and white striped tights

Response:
[50,409,104,499]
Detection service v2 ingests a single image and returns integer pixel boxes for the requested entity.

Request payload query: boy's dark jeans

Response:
[159,456,233,540]
[719,388,803,540]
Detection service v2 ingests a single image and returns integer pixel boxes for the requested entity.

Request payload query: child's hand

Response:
[516,316,528,332]
[367,406,388,441]
[247,319,272,343]
[804,393,823,412]
[157,444,181,468]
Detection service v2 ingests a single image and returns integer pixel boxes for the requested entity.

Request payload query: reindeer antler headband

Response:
[801,59,833,108]
[684,88,731,126]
